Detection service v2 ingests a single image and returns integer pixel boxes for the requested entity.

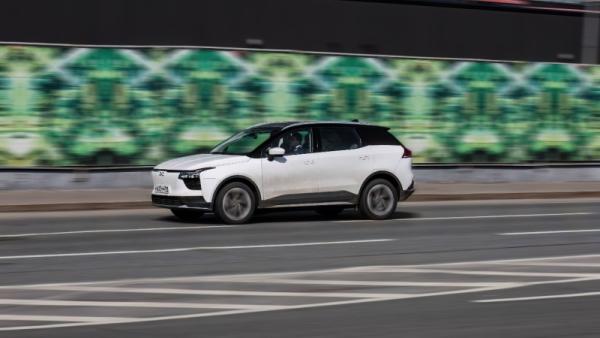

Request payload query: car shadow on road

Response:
[157,209,420,225]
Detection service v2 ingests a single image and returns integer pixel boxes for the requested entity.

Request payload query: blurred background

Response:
[1,0,600,167]
[1,2,600,336]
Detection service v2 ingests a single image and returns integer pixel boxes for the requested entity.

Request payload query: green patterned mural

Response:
[0,45,599,166]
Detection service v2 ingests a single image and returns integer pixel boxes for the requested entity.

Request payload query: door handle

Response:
[360,155,369,160]
[304,160,315,165]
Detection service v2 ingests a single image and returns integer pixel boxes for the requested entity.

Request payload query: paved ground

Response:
[0,198,599,337]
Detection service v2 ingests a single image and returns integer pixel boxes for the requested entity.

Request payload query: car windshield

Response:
[210,129,275,155]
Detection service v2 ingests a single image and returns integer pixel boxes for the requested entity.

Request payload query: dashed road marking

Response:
[0,238,395,260]
[0,299,279,310]
[504,262,600,267]
[474,291,600,303]
[402,253,600,267]
[336,212,592,223]
[500,229,600,236]
[0,225,235,238]
[0,315,138,323]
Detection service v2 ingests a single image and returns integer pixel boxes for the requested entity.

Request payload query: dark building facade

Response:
[0,0,584,63]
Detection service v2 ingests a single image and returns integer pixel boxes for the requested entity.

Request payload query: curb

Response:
[410,191,600,202]
[2,191,600,212]
[0,202,152,213]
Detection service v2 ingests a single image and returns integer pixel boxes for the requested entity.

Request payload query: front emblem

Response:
[158,171,166,177]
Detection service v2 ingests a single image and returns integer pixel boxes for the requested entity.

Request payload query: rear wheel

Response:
[214,182,256,224]
[359,178,398,220]
[170,208,204,221]
[315,206,346,217]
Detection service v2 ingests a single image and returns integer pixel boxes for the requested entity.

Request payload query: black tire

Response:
[315,206,346,217]
[214,182,256,224]
[359,178,398,220]
[170,208,204,221]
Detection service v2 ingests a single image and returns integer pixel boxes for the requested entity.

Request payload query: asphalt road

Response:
[1,198,600,337]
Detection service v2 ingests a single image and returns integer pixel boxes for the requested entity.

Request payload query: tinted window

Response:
[357,127,401,146]
[211,129,274,155]
[269,128,313,156]
[318,127,361,152]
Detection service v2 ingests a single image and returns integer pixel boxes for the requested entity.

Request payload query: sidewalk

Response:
[2,182,600,212]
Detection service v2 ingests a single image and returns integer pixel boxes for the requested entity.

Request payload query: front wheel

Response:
[359,179,398,220]
[214,182,256,224]
[171,208,204,221]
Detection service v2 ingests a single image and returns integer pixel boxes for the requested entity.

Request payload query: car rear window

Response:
[357,127,401,146]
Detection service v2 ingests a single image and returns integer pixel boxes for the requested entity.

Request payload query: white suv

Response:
[152,121,414,224]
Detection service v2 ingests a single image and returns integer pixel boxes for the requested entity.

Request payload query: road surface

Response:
[0,198,599,337]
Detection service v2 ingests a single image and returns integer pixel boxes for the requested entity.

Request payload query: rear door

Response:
[314,126,372,196]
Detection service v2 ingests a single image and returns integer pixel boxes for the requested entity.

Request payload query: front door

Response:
[261,127,318,202]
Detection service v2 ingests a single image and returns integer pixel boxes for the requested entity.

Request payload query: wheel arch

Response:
[212,175,262,205]
[359,171,402,199]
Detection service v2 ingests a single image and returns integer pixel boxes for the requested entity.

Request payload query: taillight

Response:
[402,146,412,158]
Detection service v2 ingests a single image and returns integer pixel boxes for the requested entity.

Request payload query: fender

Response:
[211,175,262,205]
[359,170,403,199]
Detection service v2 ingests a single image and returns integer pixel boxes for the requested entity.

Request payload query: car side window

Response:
[357,126,401,145]
[269,128,313,156]
[318,127,362,152]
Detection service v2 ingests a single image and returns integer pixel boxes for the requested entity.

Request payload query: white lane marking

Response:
[0,239,394,260]
[205,278,510,288]
[504,262,600,267]
[0,315,137,323]
[0,226,235,238]
[19,285,408,299]
[474,291,600,303]
[500,229,600,236]
[0,285,510,332]
[0,266,396,290]
[367,267,600,278]
[0,299,278,310]
[402,198,600,207]
[400,253,600,268]
[2,253,600,291]
[3,253,600,332]
[336,212,591,223]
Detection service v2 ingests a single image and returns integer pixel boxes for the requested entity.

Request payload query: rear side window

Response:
[357,127,401,146]
[318,126,362,152]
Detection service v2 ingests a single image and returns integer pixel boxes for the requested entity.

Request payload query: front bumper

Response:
[151,194,212,210]
[399,181,415,201]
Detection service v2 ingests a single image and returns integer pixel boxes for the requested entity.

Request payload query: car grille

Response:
[152,195,184,206]
[152,195,208,208]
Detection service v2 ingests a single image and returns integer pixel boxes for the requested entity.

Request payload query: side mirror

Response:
[268,147,285,160]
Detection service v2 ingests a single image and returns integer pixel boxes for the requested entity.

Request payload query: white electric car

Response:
[152,121,414,224]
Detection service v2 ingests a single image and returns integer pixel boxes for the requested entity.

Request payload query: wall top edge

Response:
[2,162,600,172]
[0,41,590,67]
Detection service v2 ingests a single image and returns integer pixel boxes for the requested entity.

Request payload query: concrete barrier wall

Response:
[416,166,600,183]
[1,166,598,190]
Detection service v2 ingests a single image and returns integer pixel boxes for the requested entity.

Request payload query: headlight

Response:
[178,167,215,180]
[178,167,215,190]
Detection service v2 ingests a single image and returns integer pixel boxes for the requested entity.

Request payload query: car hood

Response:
[154,154,249,171]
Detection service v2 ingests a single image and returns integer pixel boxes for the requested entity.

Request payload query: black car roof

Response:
[250,120,381,131]
[249,121,300,130]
